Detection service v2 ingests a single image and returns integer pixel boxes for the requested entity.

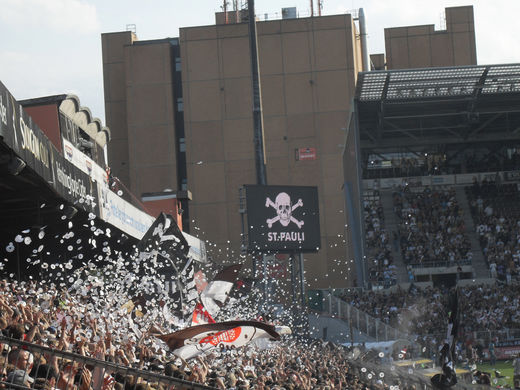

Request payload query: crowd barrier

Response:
[0,336,215,390]
[319,292,409,342]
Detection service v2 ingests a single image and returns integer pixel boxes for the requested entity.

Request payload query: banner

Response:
[245,185,321,253]
[156,320,282,360]
[98,185,154,239]
[0,81,53,183]
[62,138,108,187]
[50,148,99,215]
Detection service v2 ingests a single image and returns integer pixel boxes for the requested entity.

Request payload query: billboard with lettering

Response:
[0,81,52,183]
[245,185,321,253]
[50,147,100,215]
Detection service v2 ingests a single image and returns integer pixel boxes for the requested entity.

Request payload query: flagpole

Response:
[298,253,305,308]
[159,253,185,319]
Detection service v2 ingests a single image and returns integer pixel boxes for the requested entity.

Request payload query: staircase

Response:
[454,186,490,279]
[380,190,409,283]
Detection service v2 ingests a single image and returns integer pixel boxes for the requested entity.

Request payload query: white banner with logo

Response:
[62,138,108,187]
[97,184,207,261]
[98,185,155,239]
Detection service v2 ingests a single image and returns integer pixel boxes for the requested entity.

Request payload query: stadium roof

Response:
[353,64,520,149]
[356,63,520,102]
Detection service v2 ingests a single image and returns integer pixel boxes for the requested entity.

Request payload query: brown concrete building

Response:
[101,5,477,289]
[384,6,476,69]
[181,13,363,288]
[102,11,363,289]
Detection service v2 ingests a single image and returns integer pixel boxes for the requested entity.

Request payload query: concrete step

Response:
[380,189,409,283]
[454,186,490,279]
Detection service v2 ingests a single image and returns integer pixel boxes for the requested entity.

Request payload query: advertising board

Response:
[98,184,155,240]
[245,185,320,252]
[0,81,53,183]
[62,138,108,187]
[50,147,99,215]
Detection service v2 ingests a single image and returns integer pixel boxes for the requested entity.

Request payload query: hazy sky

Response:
[0,0,518,123]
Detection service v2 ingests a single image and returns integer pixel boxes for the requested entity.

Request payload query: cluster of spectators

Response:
[0,277,424,390]
[340,283,520,340]
[363,196,397,287]
[393,186,472,267]
[467,179,520,281]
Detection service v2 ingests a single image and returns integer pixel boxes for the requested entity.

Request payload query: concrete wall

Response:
[180,14,363,288]
[124,42,179,198]
[385,6,477,69]
[102,31,136,189]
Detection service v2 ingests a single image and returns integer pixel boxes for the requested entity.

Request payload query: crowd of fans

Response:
[393,186,472,267]
[467,179,520,282]
[0,277,427,390]
[341,283,520,343]
[363,196,397,287]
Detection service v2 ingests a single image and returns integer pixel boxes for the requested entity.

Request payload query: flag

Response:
[137,212,189,257]
[191,302,216,326]
[431,289,459,389]
[137,213,199,316]
[200,264,242,317]
[155,320,282,360]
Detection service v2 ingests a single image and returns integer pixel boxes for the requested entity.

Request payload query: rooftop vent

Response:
[282,7,297,19]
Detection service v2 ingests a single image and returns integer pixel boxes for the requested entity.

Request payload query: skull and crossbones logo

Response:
[265,192,304,228]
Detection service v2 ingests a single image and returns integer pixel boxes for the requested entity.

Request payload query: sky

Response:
[0,0,519,123]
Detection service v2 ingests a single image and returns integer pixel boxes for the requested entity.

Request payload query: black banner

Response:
[0,80,99,215]
[50,147,100,215]
[0,81,53,183]
[245,185,321,253]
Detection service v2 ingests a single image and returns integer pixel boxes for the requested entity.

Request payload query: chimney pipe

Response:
[358,8,370,71]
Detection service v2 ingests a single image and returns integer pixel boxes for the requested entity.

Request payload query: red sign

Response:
[296,148,317,161]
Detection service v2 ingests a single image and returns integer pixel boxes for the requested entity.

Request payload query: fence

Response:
[0,336,215,390]
[319,291,409,342]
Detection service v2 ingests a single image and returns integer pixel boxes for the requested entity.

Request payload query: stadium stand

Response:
[340,283,520,344]
[393,186,472,268]
[363,191,397,288]
[466,179,520,281]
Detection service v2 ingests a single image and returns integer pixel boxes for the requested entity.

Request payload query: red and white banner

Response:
[156,320,282,360]
[191,302,215,326]
[200,264,242,317]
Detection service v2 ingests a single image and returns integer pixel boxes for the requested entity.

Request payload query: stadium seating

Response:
[393,186,472,268]
[363,192,397,287]
[466,179,520,281]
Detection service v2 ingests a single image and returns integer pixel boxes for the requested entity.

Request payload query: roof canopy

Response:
[356,64,520,102]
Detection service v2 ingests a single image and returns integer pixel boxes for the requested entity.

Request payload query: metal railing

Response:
[409,258,472,269]
[321,292,409,342]
[0,336,215,390]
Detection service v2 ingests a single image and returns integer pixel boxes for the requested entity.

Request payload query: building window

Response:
[177,97,183,112]
[179,137,186,152]
[175,57,181,72]
[181,178,187,191]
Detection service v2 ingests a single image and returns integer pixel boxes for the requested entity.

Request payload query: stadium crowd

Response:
[467,179,520,281]
[341,283,520,340]
[0,277,422,390]
[393,186,472,267]
[363,197,397,287]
